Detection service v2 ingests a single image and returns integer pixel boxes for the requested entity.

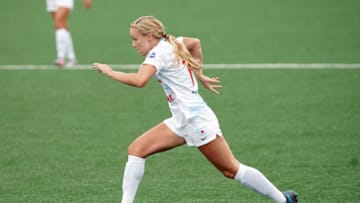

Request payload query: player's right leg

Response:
[127,122,186,158]
[121,122,185,203]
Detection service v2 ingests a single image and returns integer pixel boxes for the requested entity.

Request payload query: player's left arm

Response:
[182,37,203,66]
[182,37,221,95]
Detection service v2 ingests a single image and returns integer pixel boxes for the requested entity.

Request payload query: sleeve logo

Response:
[149,52,156,58]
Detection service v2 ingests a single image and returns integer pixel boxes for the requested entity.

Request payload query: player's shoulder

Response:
[155,39,174,54]
[175,36,184,43]
[145,41,168,61]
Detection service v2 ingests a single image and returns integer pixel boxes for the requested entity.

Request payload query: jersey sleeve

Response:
[142,49,164,74]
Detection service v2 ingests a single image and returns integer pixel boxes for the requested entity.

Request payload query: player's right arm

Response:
[91,63,156,88]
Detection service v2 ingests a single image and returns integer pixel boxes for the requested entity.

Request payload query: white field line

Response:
[0,63,360,70]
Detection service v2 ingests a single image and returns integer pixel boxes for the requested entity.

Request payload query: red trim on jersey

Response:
[187,67,195,87]
[183,60,195,86]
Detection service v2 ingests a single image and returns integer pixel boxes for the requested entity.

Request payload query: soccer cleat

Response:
[283,190,298,203]
[55,59,65,68]
[65,60,77,68]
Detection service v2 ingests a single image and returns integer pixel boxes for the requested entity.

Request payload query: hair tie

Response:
[163,33,169,39]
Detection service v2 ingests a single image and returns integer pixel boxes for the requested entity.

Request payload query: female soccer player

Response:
[46,0,91,67]
[92,16,298,203]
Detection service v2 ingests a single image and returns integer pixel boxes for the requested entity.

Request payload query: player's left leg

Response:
[198,136,288,203]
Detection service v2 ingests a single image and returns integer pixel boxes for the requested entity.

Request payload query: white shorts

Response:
[164,108,223,147]
[46,0,74,12]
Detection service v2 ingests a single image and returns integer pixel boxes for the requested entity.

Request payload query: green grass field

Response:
[0,69,359,202]
[0,0,360,202]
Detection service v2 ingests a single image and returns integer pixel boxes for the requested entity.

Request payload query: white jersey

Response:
[143,38,208,128]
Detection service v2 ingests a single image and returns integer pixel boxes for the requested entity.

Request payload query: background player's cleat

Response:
[65,60,77,68]
[283,190,298,203]
[55,59,65,67]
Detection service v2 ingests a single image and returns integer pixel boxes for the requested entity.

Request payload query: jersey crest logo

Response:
[149,52,156,58]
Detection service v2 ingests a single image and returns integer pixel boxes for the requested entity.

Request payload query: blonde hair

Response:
[131,16,201,72]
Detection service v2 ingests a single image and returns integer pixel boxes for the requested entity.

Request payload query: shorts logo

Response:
[197,128,208,141]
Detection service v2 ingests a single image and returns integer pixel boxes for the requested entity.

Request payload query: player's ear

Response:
[146,33,153,40]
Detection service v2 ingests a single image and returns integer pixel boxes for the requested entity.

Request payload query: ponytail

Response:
[165,34,202,72]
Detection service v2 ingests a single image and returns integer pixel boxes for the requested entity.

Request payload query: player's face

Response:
[130,27,152,56]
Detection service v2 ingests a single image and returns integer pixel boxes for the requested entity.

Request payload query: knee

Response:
[53,17,68,29]
[127,143,138,156]
[221,169,238,179]
[54,21,68,29]
[127,142,146,158]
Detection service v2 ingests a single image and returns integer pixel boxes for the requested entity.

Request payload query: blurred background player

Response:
[46,0,91,67]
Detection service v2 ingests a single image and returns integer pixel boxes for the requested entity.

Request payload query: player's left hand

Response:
[198,74,222,95]
[83,0,92,9]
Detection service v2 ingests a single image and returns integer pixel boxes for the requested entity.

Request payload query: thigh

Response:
[53,7,71,28]
[198,136,239,175]
[128,122,186,158]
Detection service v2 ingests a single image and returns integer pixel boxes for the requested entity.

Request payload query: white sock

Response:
[55,28,67,60]
[64,29,76,61]
[121,155,145,203]
[235,164,286,203]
